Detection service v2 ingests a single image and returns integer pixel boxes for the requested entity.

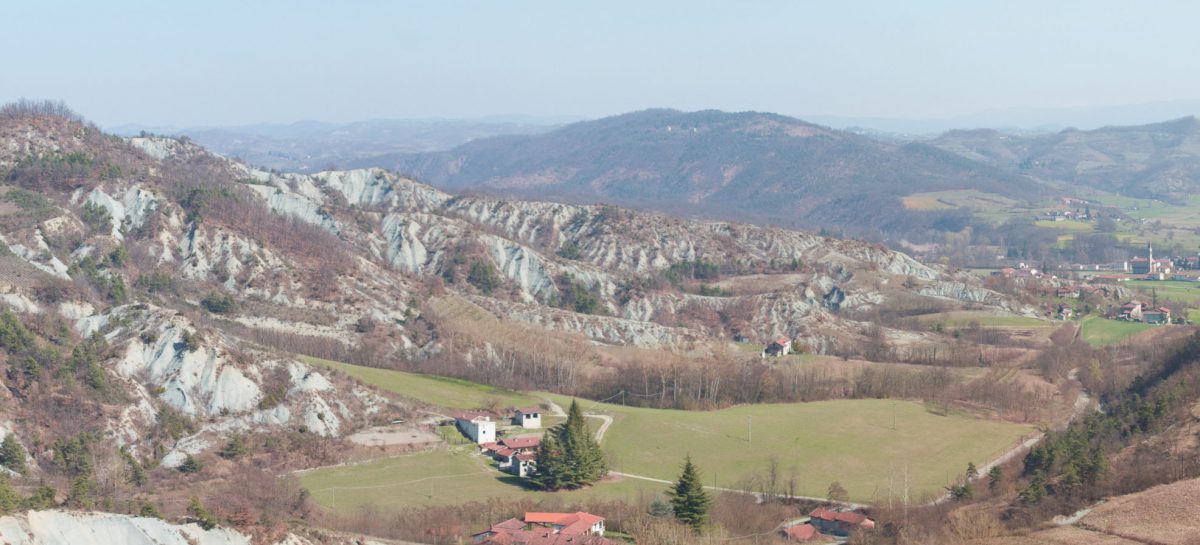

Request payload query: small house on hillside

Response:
[1056,287,1079,298]
[473,512,611,544]
[455,412,496,444]
[510,452,537,477]
[513,407,542,429]
[1118,300,1145,321]
[782,523,829,542]
[808,508,874,538]
[1143,307,1171,324]
[762,337,792,358]
[500,436,541,453]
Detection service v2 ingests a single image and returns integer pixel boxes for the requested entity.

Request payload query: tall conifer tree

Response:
[530,399,607,490]
[668,455,711,532]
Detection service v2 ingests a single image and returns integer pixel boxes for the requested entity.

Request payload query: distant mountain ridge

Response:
[930,116,1200,199]
[112,117,567,173]
[353,109,1051,231]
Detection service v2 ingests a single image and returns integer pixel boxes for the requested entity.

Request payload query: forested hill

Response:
[352,109,1051,232]
[931,116,1200,200]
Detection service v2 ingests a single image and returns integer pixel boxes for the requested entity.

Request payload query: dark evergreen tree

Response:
[0,434,27,475]
[121,449,146,487]
[0,476,17,514]
[668,455,711,532]
[187,496,217,530]
[178,454,203,474]
[531,431,567,490]
[987,465,1002,493]
[561,400,606,485]
[1019,471,1047,503]
[530,399,607,490]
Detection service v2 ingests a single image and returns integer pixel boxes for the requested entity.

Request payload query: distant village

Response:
[986,243,1193,325]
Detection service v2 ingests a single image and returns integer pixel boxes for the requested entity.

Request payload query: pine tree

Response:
[179,454,203,474]
[0,476,18,514]
[121,449,146,487]
[987,466,1002,493]
[1019,472,1047,503]
[187,496,217,530]
[220,434,248,460]
[561,400,606,485]
[530,399,607,490]
[668,455,711,533]
[532,431,567,491]
[0,434,27,475]
[966,462,979,481]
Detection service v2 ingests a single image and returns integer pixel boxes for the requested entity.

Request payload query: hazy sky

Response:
[4,0,1200,128]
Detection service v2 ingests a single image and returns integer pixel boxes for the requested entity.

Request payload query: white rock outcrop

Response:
[0,510,311,545]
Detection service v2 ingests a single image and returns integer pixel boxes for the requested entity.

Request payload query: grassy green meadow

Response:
[298,448,669,512]
[1124,280,1200,304]
[916,310,1052,329]
[299,358,1035,507]
[303,356,540,409]
[545,394,1034,504]
[1079,315,1155,347]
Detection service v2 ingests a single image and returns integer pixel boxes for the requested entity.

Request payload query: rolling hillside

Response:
[353,109,1050,232]
[931,116,1200,200]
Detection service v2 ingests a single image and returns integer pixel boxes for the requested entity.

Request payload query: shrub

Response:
[187,496,217,530]
[139,502,163,519]
[556,241,582,260]
[134,270,176,294]
[220,434,249,460]
[0,435,25,475]
[179,330,203,352]
[200,292,237,314]
[467,261,500,294]
[80,201,112,235]
[23,486,56,510]
[178,454,203,474]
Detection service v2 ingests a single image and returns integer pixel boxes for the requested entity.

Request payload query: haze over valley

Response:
[4,2,1200,545]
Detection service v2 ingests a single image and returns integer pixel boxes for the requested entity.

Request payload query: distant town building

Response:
[1131,244,1171,275]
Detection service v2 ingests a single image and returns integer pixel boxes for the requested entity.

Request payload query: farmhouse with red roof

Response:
[473,512,612,544]
[808,508,875,538]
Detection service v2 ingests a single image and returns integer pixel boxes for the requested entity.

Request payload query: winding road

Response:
[538,396,613,442]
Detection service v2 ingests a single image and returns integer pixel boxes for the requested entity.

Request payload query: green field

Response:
[1079,315,1155,346]
[546,395,1033,504]
[1124,280,1200,304]
[303,356,540,409]
[298,448,669,512]
[917,311,1051,329]
[303,359,1034,506]
[1034,219,1094,231]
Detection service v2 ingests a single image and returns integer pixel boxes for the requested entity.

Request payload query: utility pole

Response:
[892,401,897,431]
[904,462,910,525]
[747,415,753,443]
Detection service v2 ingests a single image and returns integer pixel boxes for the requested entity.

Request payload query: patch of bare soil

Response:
[1077,477,1200,544]
[0,255,49,290]
[348,425,441,448]
[972,526,1141,545]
